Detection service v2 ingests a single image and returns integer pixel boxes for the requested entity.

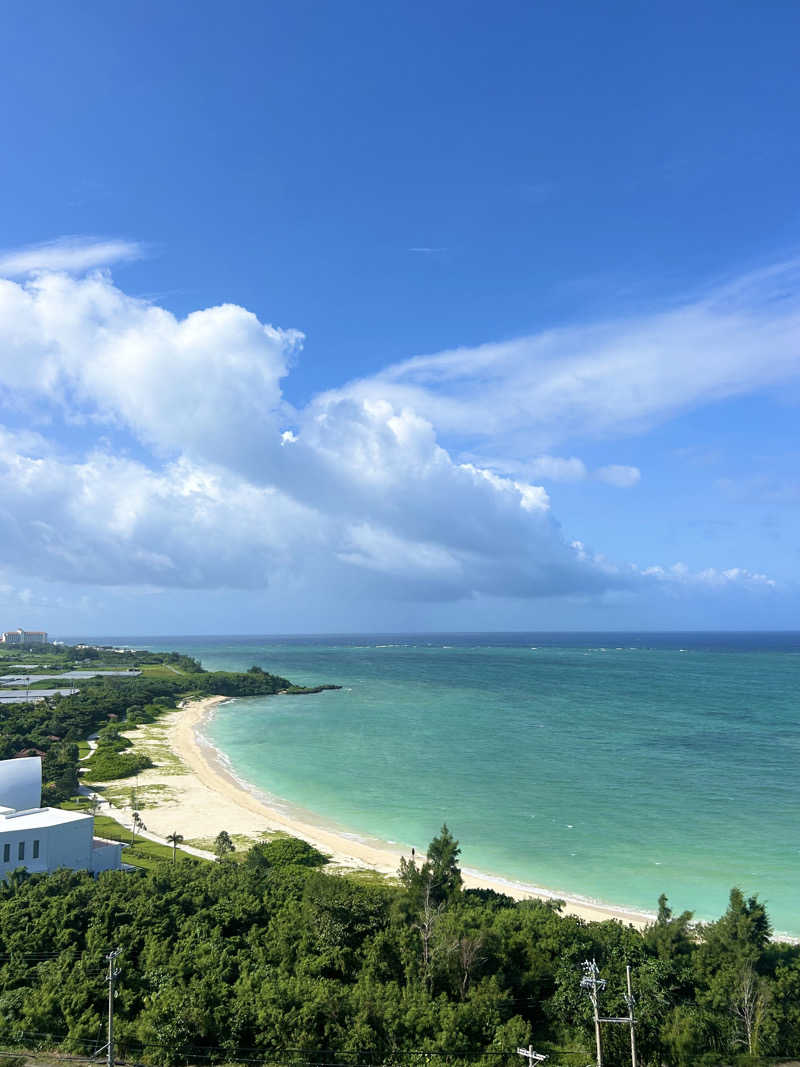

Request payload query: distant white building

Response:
[0,757,122,878]
[1,629,48,645]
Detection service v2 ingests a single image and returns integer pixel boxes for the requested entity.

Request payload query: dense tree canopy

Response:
[1,828,798,1067]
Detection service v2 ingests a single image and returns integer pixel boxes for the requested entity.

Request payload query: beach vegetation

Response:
[83,721,155,781]
[214,829,236,859]
[399,823,463,909]
[245,836,328,870]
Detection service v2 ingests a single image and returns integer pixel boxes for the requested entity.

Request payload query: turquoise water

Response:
[107,633,800,935]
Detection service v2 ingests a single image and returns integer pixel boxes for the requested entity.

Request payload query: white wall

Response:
[91,841,124,872]
[0,814,94,876]
[44,817,94,871]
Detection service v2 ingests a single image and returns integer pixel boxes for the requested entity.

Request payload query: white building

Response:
[1,629,48,645]
[0,757,122,878]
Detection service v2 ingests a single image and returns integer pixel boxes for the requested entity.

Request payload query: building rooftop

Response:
[0,806,92,831]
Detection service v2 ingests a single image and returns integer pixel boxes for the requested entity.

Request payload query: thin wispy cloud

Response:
[332,259,800,458]
[407,246,446,254]
[0,236,145,277]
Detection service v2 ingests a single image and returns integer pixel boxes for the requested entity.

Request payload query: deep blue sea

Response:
[89,632,800,935]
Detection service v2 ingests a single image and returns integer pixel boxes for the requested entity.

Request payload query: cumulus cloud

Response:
[0,237,144,276]
[0,426,606,601]
[571,542,776,591]
[0,251,785,606]
[0,270,302,466]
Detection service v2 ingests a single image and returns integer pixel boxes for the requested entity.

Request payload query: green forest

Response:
[1,827,799,1067]
[2,646,800,1066]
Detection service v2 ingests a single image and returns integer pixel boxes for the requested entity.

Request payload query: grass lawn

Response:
[184,832,261,857]
[139,663,192,680]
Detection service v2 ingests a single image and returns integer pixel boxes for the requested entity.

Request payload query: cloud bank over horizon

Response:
[0,241,796,627]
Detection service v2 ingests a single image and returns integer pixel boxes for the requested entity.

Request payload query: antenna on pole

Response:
[580,959,606,1067]
[517,1044,547,1066]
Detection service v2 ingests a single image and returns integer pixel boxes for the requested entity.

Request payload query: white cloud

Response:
[0,270,302,463]
[640,563,776,589]
[528,455,588,482]
[573,542,777,590]
[0,424,608,601]
[0,237,144,276]
[595,464,641,488]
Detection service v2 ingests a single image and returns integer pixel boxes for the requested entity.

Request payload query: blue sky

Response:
[0,0,799,634]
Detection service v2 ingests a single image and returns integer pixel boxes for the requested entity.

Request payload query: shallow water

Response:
[115,632,800,935]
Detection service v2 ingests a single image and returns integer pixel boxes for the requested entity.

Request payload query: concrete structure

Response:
[1,629,48,645]
[0,757,122,878]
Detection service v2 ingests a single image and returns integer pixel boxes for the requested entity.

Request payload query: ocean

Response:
[100,632,800,935]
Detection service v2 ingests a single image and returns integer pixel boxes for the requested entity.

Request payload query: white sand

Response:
[104,696,652,928]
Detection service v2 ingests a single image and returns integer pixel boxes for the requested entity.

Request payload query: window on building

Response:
[2,843,8,863]
[18,841,24,861]
[32,839,40,859]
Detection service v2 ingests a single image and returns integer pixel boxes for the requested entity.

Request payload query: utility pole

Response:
[626,965,638,1067]
[105,948,122,1067]
[581,959,606,1067]
[595,964,638,1067]
[517,1043,547,1066]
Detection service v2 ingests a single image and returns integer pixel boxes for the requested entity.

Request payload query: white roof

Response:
[0,757,42,811]
[0,806,91,831]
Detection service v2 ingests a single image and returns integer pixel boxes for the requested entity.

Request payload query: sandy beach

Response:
[102,696,653,929]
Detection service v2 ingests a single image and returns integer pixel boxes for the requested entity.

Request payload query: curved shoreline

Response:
[158,697,651,927]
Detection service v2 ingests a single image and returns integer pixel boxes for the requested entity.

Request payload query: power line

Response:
[1,1033,594,1063]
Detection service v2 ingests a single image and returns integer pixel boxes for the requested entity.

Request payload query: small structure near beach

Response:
[0,757,122,878]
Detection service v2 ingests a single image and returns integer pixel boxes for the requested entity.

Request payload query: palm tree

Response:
[131,811,144,846]
[166,831,184,865]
